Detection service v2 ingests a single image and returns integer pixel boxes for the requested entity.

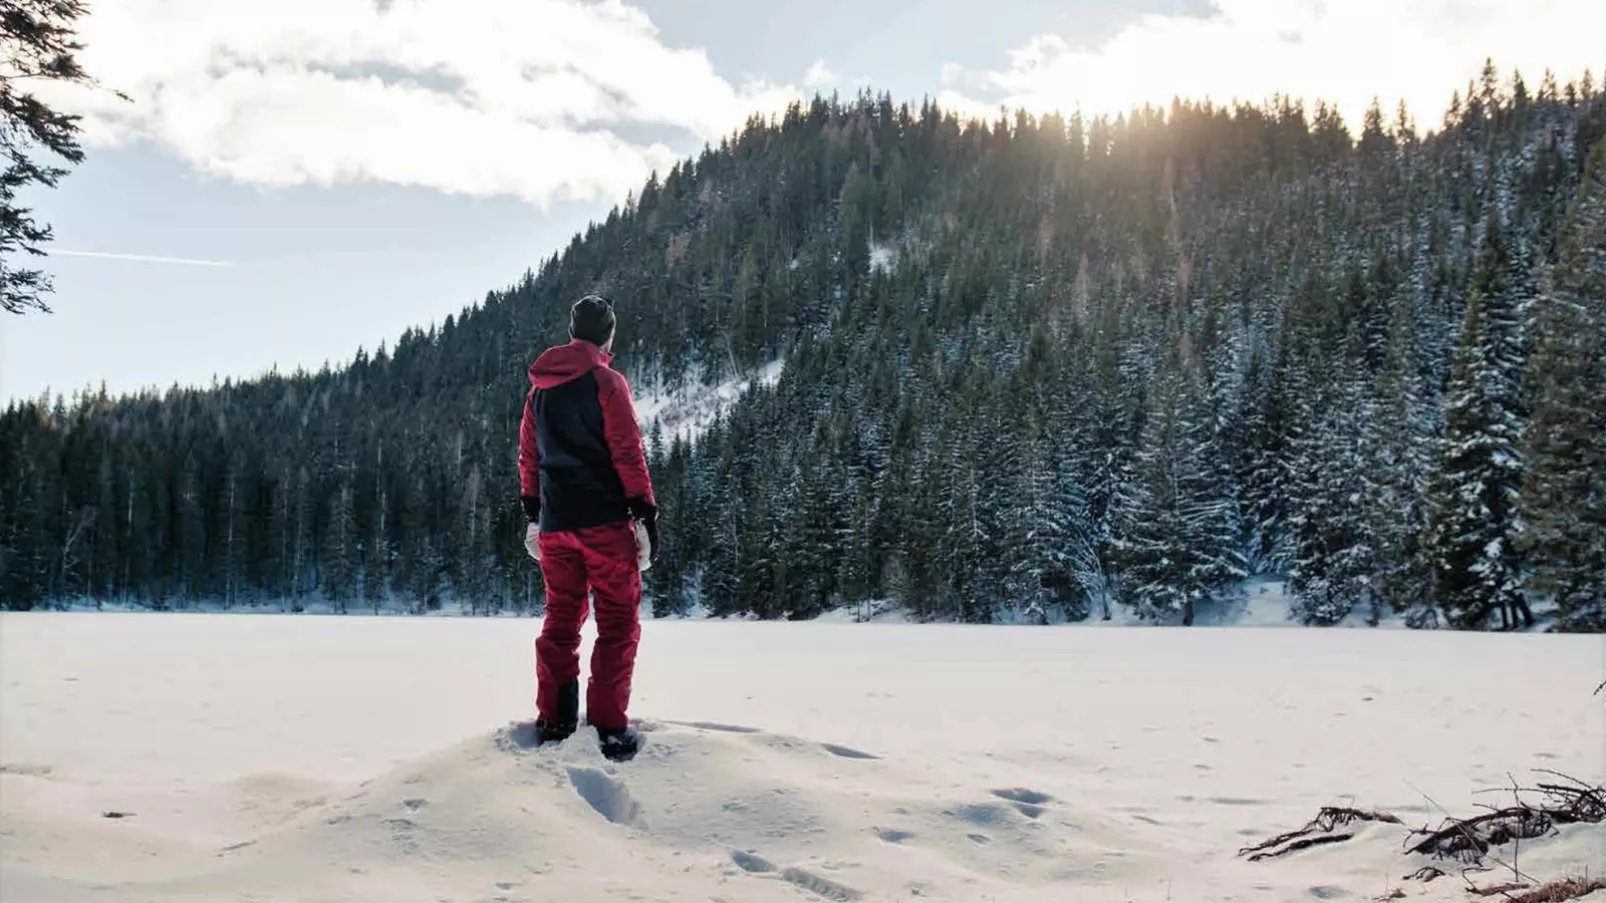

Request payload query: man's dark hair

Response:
[570,294,616,346]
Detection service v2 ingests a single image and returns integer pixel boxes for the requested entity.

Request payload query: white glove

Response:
[524,523,541,562]
[634,520,652,573]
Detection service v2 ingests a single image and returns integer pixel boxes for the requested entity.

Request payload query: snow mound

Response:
[7,719,1599,902]
[1,720,1178,902]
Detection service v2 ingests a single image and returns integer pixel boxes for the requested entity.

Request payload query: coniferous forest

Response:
[3,62,1604,631]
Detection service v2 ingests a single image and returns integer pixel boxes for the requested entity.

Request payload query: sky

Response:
[2,0,1602,405]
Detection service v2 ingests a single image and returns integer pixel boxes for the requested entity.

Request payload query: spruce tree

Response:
[1421,218,1531,630]
[1371,292,1434,615]
[1518,140,1606,631]
[1112,367,1244,624]
[1288,371,1379,625]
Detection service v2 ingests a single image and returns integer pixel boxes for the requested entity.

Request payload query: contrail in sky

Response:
[47,249,235,267]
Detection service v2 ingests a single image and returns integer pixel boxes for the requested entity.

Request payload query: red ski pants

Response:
[534,520,642,733]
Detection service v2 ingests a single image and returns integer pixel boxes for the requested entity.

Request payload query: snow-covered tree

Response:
[1112,368,1245,624]
[1518,139,1606,631]
[1288,369,1379,625]
[1421,218,1533,630]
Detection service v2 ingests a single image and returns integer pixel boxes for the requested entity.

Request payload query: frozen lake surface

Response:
[2,613,1602,901]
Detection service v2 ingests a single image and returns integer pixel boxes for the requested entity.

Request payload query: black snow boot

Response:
[533,680,579,746]
[597,726,642,762]
[533,719,575,745]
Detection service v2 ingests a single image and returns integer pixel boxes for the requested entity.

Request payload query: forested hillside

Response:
[4,62,1603,630]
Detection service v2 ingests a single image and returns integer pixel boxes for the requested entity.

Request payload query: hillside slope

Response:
[3,70,1604,628]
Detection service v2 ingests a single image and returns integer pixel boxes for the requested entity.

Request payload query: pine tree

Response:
[1,0,123,314]
[1421,219,1532,630]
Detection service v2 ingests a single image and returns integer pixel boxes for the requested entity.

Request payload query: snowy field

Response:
[1,613,1601,902]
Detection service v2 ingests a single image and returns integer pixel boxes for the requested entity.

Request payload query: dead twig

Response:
[1510,877,1606,903]
[1246,832,1355,861]
[1237,807,1400,861]
[1467,881,1530,897]
[1244,772,1604,897]
[1407,805,1556,862]
[1404,781,1545,888]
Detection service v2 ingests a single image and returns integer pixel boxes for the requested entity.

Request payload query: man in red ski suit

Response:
[518,295,658,762]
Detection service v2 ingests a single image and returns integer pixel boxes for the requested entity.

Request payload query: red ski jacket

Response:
[518,340,654,532]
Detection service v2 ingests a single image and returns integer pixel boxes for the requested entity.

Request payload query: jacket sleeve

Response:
[518,384,540,500]
[598,369,655,504]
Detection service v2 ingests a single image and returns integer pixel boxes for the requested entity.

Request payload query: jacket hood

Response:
[529,339,612,389]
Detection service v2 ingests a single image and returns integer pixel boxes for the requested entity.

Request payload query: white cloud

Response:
[940,0,1606,133]
[805,59,838,90]
[45,0,813,207]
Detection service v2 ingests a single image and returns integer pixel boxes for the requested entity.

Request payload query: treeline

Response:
[3,62,1603,630]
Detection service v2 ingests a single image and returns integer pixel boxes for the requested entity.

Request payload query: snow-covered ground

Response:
[635,358,786,445]
[1,613,1601,902]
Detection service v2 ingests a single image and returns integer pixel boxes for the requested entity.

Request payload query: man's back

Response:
[523,339,636,533]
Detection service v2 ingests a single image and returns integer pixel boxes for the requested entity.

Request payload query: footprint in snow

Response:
[567,767,641,826]
[730,850,776,874]
[730,850,862,900]
[0,763,54,777]
[991,787,1052,817]
[780,867,861,901]
[947,803,1010,827]
[875,827,913,843]
[674,721,760,734]
[821,743,879,760]
[498,722,547,750]
[991,788,1054,805]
